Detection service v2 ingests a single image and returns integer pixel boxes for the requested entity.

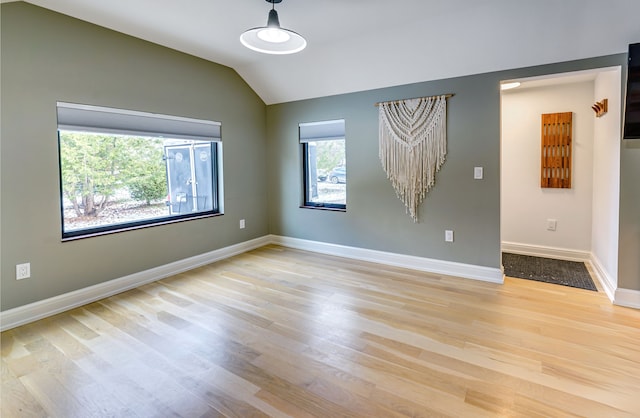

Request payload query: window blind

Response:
[57,102,221,141]
[299,119,345,143]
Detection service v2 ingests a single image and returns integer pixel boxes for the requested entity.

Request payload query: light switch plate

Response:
[445,230,454,242]
[474,167,483,179]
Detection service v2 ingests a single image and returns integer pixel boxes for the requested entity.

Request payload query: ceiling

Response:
[6,0,640,104]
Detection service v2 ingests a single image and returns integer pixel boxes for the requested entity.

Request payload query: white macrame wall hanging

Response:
[377,94,452,222]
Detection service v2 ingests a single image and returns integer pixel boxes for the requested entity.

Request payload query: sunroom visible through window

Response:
[57,102,222,240]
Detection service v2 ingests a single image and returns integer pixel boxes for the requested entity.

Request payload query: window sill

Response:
[62,212,223,241]
[300,205,346,212]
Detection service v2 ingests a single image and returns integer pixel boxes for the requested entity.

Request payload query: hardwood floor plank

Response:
[1,358,48,418]
[254,389,318,418]
[18,370,95,418]
[2,245,640,417]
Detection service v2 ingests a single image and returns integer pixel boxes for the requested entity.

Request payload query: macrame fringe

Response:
[378,95,447,222]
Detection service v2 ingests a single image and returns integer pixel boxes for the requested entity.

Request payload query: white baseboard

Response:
[588,255,617,303]
[271,235,504,284]
[501,242,590,262]
[20,235,637,331]
[0,236,271,331]
[614,288,640,310]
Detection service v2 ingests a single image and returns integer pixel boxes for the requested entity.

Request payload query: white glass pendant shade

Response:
[240,8,307,54]
[257,27,290,43]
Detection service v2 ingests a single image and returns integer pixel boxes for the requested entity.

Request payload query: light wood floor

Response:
[2,245,640,417]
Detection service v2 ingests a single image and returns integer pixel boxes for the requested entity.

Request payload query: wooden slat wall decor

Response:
[541,112,573,188]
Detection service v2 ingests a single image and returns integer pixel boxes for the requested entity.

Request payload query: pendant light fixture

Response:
[240,0,307,55]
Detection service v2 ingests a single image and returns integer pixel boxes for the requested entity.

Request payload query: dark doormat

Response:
[502,253,597,291]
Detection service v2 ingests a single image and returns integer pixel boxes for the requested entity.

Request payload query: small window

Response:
[57,102,223,240]
[299,119,346,210]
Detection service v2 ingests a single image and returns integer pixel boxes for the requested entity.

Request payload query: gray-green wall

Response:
[619,138,640,290]
[1,3,268,310]
[267,77,502,268]
[2,2,638,315]
[267,54,638,292]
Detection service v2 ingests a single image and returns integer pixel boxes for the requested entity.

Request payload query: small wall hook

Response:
[592,99,608,117]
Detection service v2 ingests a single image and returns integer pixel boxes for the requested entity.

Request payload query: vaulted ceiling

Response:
[6,0,640,104]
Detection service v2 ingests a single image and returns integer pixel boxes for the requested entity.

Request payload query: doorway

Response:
[500,67,621,296]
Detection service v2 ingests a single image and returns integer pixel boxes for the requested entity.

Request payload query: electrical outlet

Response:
[445,230,454,242]
[239,219,245,229]
[547,219,557,231]
[16,263,30,280]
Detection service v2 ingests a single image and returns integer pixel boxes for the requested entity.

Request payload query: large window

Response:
[57,102,222,240]
[300,119,346,210]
